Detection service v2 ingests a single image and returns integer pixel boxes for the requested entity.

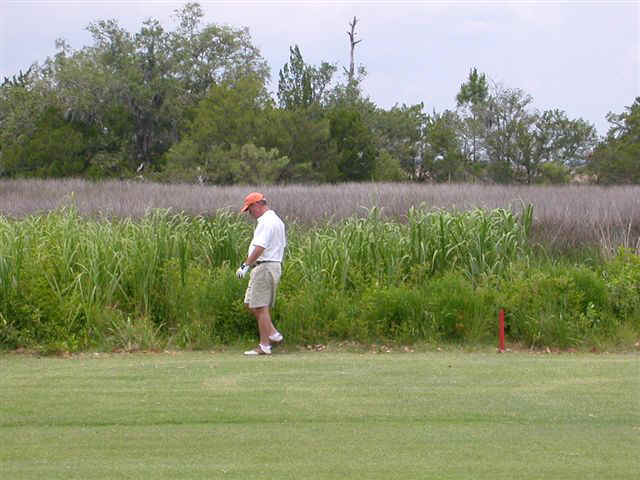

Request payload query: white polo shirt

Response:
[248,209,286,262]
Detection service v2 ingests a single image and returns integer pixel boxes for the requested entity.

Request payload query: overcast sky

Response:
[1,1,638,135]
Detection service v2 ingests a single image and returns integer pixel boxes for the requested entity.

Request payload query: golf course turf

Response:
[1,349,637,479]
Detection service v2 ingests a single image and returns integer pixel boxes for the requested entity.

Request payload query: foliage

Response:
[368,103,426,175]
[500,264,613,348]
[185,74,273,150]
[456,67,489,166]
[602,248,640,321]
[328,107,377,181]
[260,108,337,183]
[452,74,600,184]
[587,97,640,184]
[536,161,571,184]
[1,106,92,177]
[0,2,268,178]
[371,150,406,182]
[277,45,337,110]
[421,110,466,182]
[0,5,626,185]
[0,7,634,190]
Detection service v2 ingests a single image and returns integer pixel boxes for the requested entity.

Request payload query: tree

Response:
[328,107,377,181]
[187,74,272,150]
[588,97,640,184]
[0,66,55,163]
[481,86,598,184]
[277,45,337,111]
[369,103,427,176]
[5,2,270,178]
[269,109,336,182]
[482,84,534,183]
[524,109,597,183]
[456,67,489,165]
[170,3,269,97]
[162,74,295,184]
[1,106,91,177]
[345,17,362,87]
[0,65,93,177]
[340,16,368,105]
[421,110,465,182]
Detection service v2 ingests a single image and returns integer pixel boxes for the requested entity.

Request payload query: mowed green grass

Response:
[1,350,637,479]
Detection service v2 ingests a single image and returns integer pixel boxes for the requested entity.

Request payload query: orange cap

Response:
[241,192,264,212]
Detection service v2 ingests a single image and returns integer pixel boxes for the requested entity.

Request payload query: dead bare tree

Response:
[345,16,362,86]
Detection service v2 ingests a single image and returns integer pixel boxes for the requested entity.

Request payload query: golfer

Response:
[236,192,286,356]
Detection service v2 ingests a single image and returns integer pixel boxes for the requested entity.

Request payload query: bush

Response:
[603,249,640,322]
[372,151,407,182]
[499,264,621,348]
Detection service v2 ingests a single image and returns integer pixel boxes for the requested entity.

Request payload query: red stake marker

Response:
[498,308,505,352]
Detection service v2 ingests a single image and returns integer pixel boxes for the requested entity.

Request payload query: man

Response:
[236,192,286,356]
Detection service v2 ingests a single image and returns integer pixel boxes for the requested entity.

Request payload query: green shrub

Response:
[499,264,622,348]
[361,285,436,343]
[277,286,360,344]
[423,272,496,343]
[603,248,640,321]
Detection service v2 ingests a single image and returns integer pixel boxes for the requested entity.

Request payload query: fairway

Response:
[1,350,637,479]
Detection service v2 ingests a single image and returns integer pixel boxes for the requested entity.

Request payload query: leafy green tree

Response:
[200,143,289,185]
[187,75,272,150]
[162,74,297,184]
[456,67,489,108]
[277,45,337,111]
[16,2,270,177]
[369,103,427,176]
[537,161,571,184]
[268,109,337,182]
[0,67,54,176]
[588,97,640,184]
[328,107,377,181]
[457,79,598,184]
[161,139,289,185]
[520,109,598,184]
[170,3,269,97]
[1,106,90,177]
[421,110,465,182]
[274,45,351,181]
[483,84,534,183]
[372,150,408,181]
[456,67,489,165]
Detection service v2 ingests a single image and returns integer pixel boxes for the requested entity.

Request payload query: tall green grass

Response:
[0,205,638,352]
[287,205,532,288]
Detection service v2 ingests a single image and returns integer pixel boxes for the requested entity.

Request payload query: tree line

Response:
[1,3,637,185]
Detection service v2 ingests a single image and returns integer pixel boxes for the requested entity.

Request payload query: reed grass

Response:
[1,179,638,253]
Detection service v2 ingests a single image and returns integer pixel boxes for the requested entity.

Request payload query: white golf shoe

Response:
[244,344,271,356]
[269,331,283,343]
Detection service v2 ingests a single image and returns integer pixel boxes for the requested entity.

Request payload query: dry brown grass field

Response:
[1,179,639,252]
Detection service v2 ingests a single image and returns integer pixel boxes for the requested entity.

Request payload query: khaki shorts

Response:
[244,262,281,309]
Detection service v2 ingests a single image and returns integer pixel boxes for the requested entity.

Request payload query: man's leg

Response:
[250,305,275,345]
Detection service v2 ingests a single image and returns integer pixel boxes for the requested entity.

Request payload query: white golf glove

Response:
[236,263,250,279]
